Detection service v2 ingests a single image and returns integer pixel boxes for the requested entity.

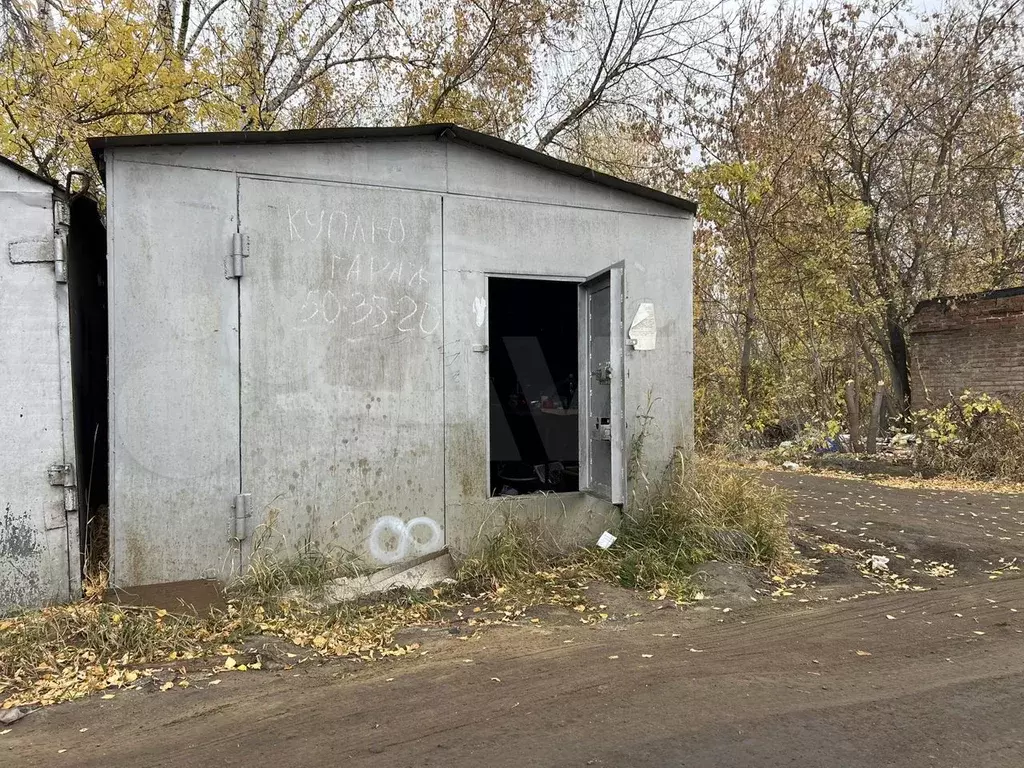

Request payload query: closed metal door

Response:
[237,177,446,569]
[0,184,76,610]
[107,161,241,587]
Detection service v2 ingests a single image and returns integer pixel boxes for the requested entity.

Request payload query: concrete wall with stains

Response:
[0,161,78,612]
[104,136,693,587]
[442,143,692,553]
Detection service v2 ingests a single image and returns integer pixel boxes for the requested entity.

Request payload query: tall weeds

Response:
[605,456,791,592]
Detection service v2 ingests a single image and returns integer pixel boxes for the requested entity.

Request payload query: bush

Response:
[608,456,791,592]
[914,392,1024,481]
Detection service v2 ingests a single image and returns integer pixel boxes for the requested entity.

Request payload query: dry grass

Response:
[0,588,453,710]
[232,514,362,601]
[597,456,791,595]
[456,457,792,602]
[452,519,606,616]
[456,519,556,589]
[1,517,437,710]
[0,602,225,708]
[0,522,581,710]
[2,460,791,711]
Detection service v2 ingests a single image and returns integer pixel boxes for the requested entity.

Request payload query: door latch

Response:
[593,362,612,384]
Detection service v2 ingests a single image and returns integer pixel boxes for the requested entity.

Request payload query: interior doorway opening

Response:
[488,277,579,496]
[67,194,109,584]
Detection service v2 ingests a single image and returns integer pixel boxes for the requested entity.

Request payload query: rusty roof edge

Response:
[911,285,1024,318]
[86,124,697,214]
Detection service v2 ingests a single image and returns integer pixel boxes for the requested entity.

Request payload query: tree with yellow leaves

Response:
[0,0,222,178]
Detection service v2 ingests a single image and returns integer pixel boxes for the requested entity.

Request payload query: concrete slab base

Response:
[325,549,456,603]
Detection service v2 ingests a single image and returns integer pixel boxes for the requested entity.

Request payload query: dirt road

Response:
[7,475,1024,767]
[767,471,1024,590]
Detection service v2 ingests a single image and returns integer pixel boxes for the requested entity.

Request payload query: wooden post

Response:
[866,380,885,454]
[845,379,861,453]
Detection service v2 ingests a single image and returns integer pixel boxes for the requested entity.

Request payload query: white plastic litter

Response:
[597,531,617,549]
[869,555,890,571]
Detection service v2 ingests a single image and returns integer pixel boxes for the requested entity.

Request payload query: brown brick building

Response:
[908,287,1024,410]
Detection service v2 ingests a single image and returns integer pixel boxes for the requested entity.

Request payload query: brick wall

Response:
[909,290,1024,411]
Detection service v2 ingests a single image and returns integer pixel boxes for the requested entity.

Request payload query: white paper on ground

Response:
[597,531,617,549]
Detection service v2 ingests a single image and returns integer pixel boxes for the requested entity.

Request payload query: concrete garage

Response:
[88,125,696,589]
[0,157,106,612]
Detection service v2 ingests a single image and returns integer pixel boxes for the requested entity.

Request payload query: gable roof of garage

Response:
[87,124,697,214]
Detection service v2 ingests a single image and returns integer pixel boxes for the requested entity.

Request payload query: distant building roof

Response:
[87,124,697,214]
[912,286,1024,317]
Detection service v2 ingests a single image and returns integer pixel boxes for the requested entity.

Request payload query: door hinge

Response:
[54,198,71,228]
[53,197,70,283]
[53,232,68,283]
[231,493,251,541]
[47,462,78,513]
[226,233,249,279]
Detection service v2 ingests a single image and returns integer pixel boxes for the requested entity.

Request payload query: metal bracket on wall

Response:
[225,233,249,279]
[231,493,251,542]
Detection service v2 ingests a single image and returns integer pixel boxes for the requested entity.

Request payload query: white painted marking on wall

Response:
[368,515,443,564]
[289,207,406,244]
[284,207,436,338]
[473,297,486,328]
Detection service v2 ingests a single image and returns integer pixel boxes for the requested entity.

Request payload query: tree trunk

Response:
[241,0,268,128]
[176,0,192,57]
[738,302,756,407]
[738,239,758,410]
[157,0,175,48]
[866,380,885,454]
[844,379,860,453]
[884,314,912,422]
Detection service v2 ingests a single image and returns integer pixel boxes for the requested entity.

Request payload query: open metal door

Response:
[578,263,625,504]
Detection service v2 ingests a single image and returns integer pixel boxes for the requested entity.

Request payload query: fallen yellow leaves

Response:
[2,558,611,711]
[769,464,1024,495]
